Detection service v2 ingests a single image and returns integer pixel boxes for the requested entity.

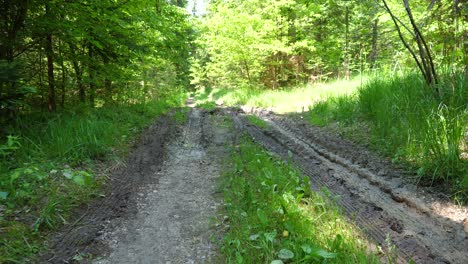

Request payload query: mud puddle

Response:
[233,109,467,264]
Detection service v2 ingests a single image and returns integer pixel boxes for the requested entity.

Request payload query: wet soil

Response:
[234,108,468,264]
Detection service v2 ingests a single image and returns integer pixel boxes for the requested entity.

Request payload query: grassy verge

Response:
[194,77,363,113]
[221,137,380,263]
[0,94,185,262]
[308,72,467,201]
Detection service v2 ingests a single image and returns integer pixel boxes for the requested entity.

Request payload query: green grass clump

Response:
[196,101,217,111]
[308,72,467,200]
[221,137,378,263]
[0,93,185,262]
[245,115,269,129]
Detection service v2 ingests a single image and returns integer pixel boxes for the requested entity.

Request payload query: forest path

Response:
[95,107,234,264]
[43,105,467,264]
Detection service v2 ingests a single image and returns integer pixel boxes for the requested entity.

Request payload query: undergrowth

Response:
[309,72,467,201]
[0,94,185,262]
[221,137,379,263]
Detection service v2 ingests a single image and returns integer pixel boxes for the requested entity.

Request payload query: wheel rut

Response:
[95,108,235,264]
[233,110,468,264]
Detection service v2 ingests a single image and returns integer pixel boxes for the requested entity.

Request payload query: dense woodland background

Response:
[191,0,465,89]
[0,0,466,262]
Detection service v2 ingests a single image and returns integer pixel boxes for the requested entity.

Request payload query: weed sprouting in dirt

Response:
[196,101,217,111]
[220,137,379,263]
[245,115,269,129]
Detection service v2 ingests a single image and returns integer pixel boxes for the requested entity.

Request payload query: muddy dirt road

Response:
[94,108,233,263]
[43,106,467,263]
[234,108,468,264]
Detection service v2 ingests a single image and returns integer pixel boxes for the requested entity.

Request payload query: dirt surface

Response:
[234,107,468,264]
[93,108,234,263]
[41,112,180,263]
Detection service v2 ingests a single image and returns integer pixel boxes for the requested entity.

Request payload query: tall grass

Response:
[12,101,176,164]
[221,137,379,263]
[309,72,467,198]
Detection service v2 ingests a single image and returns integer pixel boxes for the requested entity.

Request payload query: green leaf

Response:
[271,260,284,264]
[72,174,85,186]
[249,234,260,241]
[63,170,73,179]
[301,244,313,254]
[236,252,243,263]
[264,230,276,242]
[278,249,294,260]
[0,191,8,200]
[257,209,267,225]
[315,249,337,259]
[302,244,337,259]
[10,170,21,183]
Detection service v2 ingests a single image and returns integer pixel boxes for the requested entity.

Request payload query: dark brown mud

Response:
[233,108,467,264]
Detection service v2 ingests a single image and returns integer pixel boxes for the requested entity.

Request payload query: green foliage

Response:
[0,135,21,158]
[192,0,466,90]
[196,101,217,111]
[221,137,379,263]
[245,115,269,129]
[0,1,193,115]
[309,71,467,199]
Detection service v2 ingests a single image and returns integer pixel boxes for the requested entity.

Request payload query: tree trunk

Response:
[369,18,379,69]
[60,60,66,108]
[343,5,350,80]
[59,40,66,108]
[104,58,113,105]
[69,44,85,103]
[0,2,29,61]
[403,0,438,86]
[382,0,439,94]
[88,43,95,107]
[45,5,56,112]
[105,78,112,104]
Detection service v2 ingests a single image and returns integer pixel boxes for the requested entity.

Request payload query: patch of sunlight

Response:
[194,76,366,114]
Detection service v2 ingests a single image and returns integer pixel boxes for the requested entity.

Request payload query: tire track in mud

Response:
[232,110,467,264]
[94,108,234,264]
[41,113,180,263]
